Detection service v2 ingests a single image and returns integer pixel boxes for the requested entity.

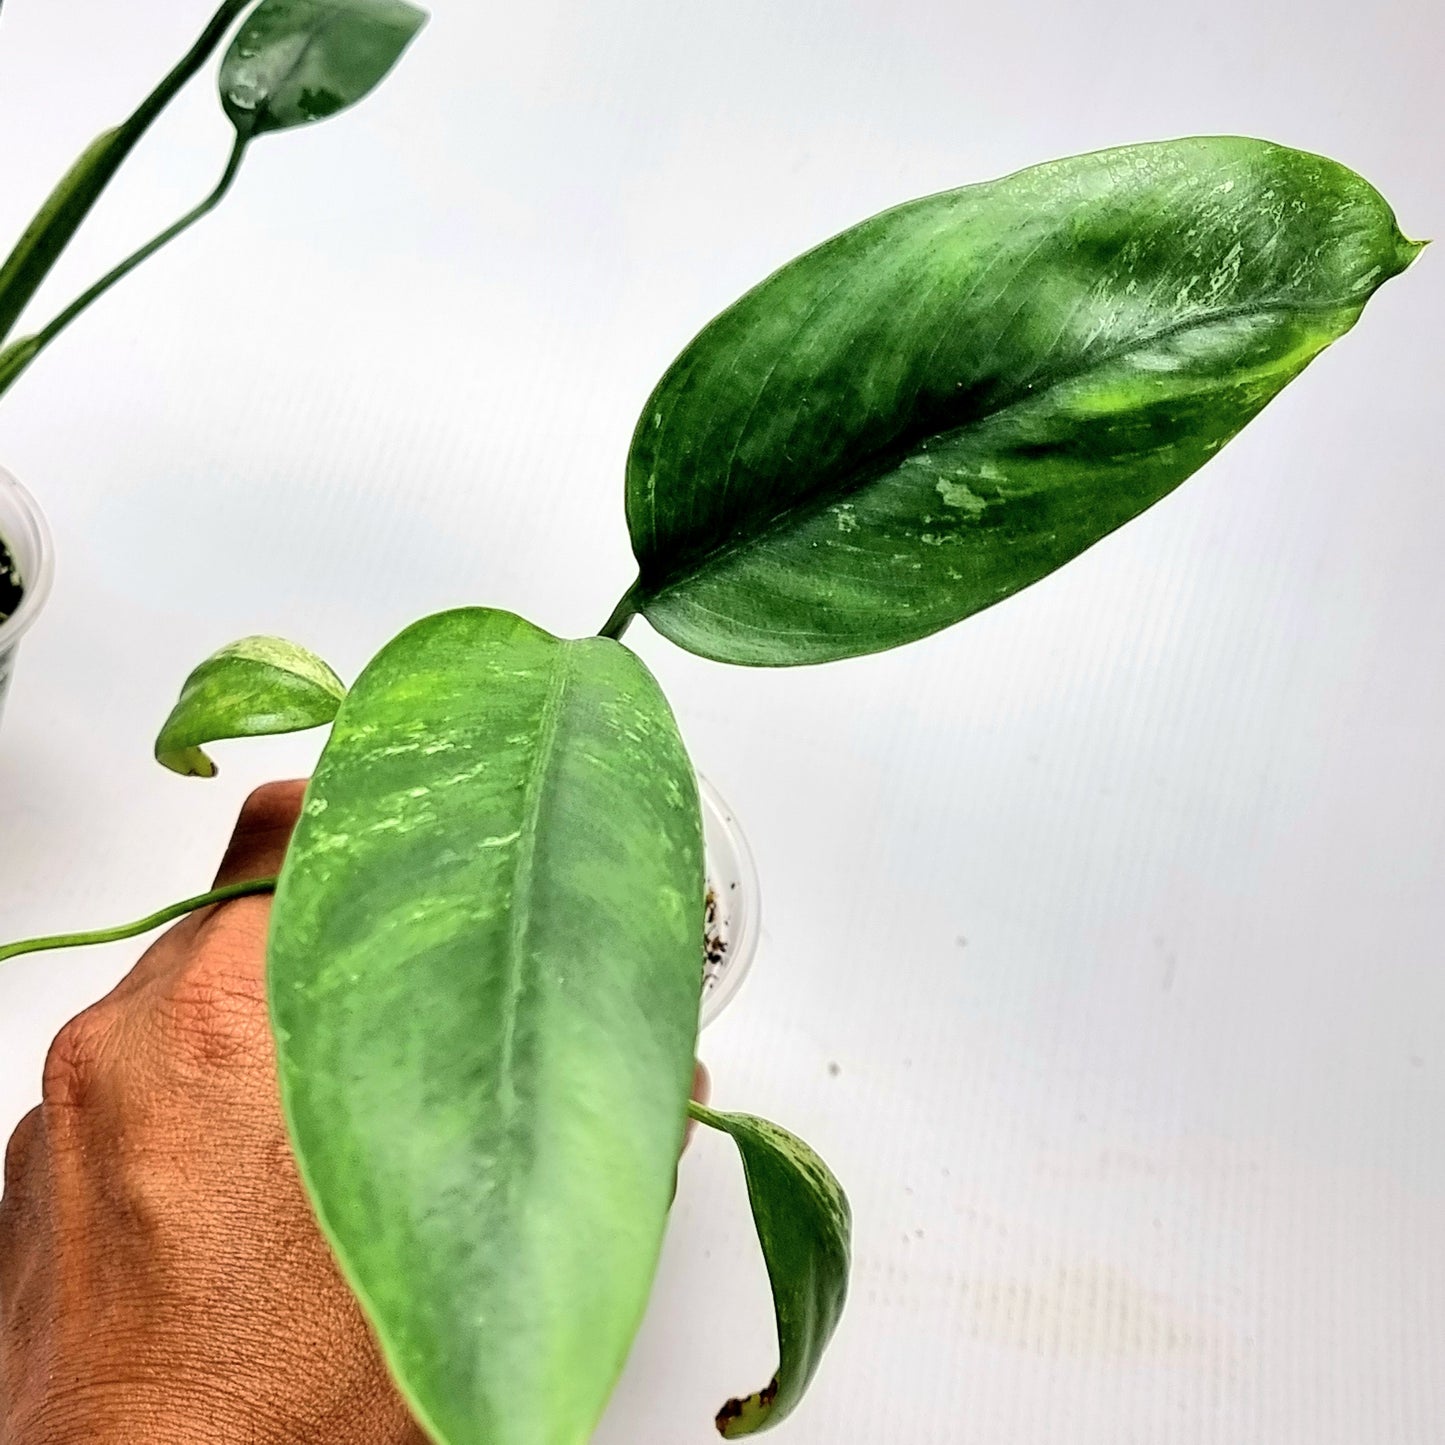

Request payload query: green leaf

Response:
[689,1104,851,1436]
[220,0,427,137]
[268,608,705,1445]
[626,137,1423,666]
[155,635,345,777]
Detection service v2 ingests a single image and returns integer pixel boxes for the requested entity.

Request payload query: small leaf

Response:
[220,0,427,137]
[690,1103,851,1436]
[626,137,1422,665]
[269,608,704,1445]
[155,635,345,777]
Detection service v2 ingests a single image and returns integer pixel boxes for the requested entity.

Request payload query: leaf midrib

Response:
[640,288,1373,604]
[494,645,574,1130]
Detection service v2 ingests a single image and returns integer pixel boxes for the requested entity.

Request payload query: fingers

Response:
[213,780,309,887]
[0,1107,45,1299]
[0,1108,41,1215]
[683,1061,710,1151]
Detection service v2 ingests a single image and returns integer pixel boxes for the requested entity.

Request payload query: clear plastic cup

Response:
[0,468,54,729]
[698,775,760,1028]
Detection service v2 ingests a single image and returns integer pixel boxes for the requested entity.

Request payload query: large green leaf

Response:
[689,1104,851,1437]
[269,608,704,1445]
[154,635,346,778]
[221,0,427,136]
[625,137,1422,665]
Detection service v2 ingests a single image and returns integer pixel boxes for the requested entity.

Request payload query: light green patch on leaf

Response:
[934,478,988,516]
[689,1103,851,1436]
[155,635,345,777]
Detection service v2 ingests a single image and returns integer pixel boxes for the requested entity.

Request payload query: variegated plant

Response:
[2,133,1420,1441]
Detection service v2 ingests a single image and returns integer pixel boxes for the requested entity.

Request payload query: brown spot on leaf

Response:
[715,1376,780,1436]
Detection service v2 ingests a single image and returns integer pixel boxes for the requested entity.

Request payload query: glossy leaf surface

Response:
[626,137,1422,665]
[155,635,345,777]
[221,0,427,136]
[269,608,704,1445]
[690,1104,851,1436]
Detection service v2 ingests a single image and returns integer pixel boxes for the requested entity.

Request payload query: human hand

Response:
[0,780,711,1443]
[0,781,432,1444]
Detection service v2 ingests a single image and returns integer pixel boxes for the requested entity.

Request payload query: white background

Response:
[0,1,1441,1440]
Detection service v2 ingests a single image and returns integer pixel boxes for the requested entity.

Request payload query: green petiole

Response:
[597,580,641,642]
[0,875,278,965]
[0,134,251,400]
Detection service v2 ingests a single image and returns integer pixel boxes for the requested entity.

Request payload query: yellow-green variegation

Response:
[155,634,345,777]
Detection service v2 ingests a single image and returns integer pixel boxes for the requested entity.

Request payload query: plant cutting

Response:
[0,136,1421,1441]
[0,0,426,719]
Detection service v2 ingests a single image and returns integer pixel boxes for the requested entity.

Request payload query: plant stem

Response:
[0,0,253,343]
[0,134,250,400]
[0,875,278,966]
[598,581,642,642]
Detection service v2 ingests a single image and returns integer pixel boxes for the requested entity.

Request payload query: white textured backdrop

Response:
[0,1,1441,1440]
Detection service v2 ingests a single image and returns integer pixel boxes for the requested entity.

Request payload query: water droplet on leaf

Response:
[227,67,266,112]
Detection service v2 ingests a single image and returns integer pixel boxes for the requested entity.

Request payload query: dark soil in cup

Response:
[703,883,729,990]
[0,535,21,625]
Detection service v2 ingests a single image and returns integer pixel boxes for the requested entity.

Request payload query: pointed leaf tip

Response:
[716,1377,780,1438]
